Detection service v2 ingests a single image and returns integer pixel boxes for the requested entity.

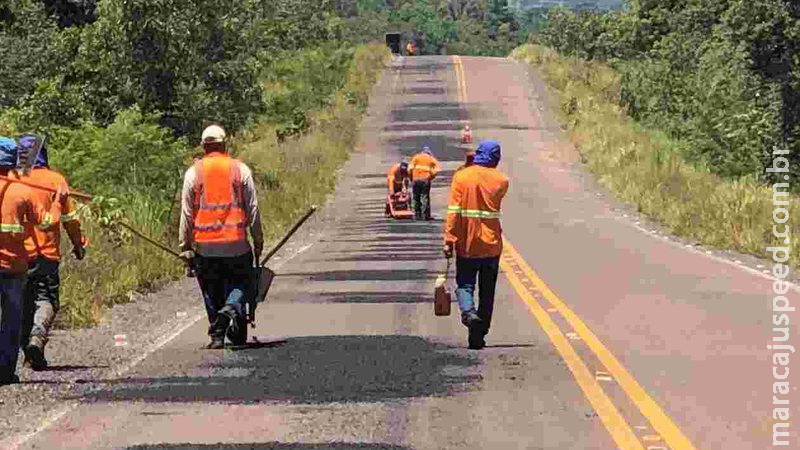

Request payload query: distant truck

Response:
[385,32,401,55]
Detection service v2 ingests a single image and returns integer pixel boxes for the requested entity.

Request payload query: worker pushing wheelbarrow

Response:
[385,161,414,220]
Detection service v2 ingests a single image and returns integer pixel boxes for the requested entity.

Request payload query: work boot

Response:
[205,337,225,350]
[461,311,481,327]
[468,326,486,350]
[23,336,48,371]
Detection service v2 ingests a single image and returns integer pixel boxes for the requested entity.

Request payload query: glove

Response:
[179,250,196,263]
[72,245,85,261]
[253,243,263,266]
[179,250,197,278]
[443,242,454,259]
[72,236,88,260]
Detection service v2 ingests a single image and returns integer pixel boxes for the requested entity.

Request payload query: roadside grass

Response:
[55,43,390,328]
[510,44,799,262]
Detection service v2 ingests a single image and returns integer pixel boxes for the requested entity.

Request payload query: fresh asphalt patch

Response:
[80,336,478,404]
[125,443,411,450]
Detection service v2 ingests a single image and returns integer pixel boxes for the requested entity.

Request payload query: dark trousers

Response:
[21,257,60,349]
[195,252,253,337]
[455,256,501,336]
[412,179,432,220]
[0,273,26,377]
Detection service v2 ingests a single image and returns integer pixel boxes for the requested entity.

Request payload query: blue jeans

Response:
[455,256,500,334]
[195,252,252,336]
[0,273,26,376]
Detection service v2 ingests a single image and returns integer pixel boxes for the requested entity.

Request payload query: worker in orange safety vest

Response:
[385,161,410,216]
[406,41,417,56]
[0,137,37,386]
[17,134,87,371]
[409,146,441,221]
[179,125,264,349]
[443,139,509,349]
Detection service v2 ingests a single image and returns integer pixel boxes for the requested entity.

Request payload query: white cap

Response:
[201,125,226,144]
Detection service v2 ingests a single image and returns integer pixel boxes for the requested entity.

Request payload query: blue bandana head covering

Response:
[422,146,432,155]
[0,136,18,168]
[474,139,501,168]
[19,133,48,168]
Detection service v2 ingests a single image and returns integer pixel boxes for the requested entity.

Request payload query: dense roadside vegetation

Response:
[0,0,389,326]
[336,0,547,56]
[513,0,799,261]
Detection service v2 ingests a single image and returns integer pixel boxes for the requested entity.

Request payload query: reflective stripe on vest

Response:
[192,154,247,244]
[0,223,23,233]
[447,206,501,219]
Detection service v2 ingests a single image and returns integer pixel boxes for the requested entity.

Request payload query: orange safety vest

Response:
[444,165,509,259]
[0,174,34,274]
[409,153,441,182]
[192,153,247,245]
[23,168,77,261]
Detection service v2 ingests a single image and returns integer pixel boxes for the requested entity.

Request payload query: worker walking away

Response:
[385,161,410,217]
[443,140,509,350]
[409,146,441,221]
[0,137,37,385]
[18,134,86,371]
[179,125,263,349]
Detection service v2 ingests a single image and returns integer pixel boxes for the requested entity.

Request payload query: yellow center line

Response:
[501,257,645,450]
[452,56,699,450]
[503,242,698,450]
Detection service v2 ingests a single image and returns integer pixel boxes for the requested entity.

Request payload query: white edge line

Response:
[7,234,318,448]
[3,310,204,450]
[624,218,800,293]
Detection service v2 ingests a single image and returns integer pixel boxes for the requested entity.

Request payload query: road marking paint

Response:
[502,240,698,450]
[547,307,557,313]
[642,435,663,442]
[501,257,645,450]
[454,54,694,450]
[566,332,581,340]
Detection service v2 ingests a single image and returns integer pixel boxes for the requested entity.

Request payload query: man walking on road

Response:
[179,125,263,349]
[443,140,509,349]
[409,146,441,221]
[0,137,37,385]
[18,134,87,371]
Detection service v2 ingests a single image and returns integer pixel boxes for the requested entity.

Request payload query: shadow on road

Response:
[276,269,438,282]
[126,443,411,450]
[82,336,478,404]
[288,291,440,304]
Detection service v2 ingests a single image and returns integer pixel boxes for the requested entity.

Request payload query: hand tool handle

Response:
[259,205,317,266]
[0,175,93,201]
[116,220,181,259]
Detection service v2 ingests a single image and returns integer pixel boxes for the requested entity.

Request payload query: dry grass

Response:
[511,44,799,261]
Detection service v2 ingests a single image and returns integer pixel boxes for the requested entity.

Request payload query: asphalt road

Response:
[15,56,799,449]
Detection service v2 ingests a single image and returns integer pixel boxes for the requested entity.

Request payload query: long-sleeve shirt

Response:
[409,153,441,182]
[179,157,263,257]
[444,165,509,259]
[0,172,36,274]
[23,167,83,261]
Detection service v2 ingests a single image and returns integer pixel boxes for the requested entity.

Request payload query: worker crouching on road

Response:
[409,146,441,221]
[18,134,86,371]
[0,137,37,385]
[385,161,410,216]
[443,140,509,350]
[179,125,264,349]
